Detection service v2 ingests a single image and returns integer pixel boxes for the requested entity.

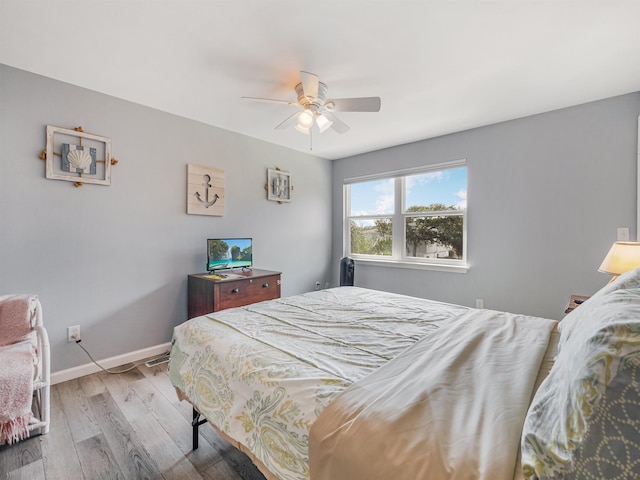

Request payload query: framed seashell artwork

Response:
[62,144,96,175]
[43,125,115,187]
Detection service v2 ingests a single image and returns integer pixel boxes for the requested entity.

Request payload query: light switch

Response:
[617,227,630,241]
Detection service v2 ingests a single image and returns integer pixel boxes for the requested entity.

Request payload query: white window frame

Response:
[344,159,468,273]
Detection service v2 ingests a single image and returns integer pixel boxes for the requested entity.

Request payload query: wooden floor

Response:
[0,361,267,480]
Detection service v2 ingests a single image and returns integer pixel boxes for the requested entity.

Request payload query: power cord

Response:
[74,339,170,375]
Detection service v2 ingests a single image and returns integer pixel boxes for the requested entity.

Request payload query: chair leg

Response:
[41,384,50,434]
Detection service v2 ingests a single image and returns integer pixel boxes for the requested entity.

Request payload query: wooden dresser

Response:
[187,269,281,319]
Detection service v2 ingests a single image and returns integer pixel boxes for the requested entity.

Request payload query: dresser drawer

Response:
[217,275,280,310]
[188,270,282,318]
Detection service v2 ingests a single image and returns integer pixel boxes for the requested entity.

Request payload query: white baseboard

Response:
[51,342,172,385]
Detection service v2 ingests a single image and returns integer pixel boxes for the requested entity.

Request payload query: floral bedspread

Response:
[168,287,470,480]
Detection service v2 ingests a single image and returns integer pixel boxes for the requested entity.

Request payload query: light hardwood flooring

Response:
[0,361,267,480]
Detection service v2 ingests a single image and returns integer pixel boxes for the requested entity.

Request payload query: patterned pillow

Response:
[558,267,640,347]
[560,351,640,479]
[521,285,640,479]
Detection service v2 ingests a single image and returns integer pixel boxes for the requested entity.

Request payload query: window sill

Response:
[352,258,469,274]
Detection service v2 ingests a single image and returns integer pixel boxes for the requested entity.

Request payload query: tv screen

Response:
[207,238,252,271]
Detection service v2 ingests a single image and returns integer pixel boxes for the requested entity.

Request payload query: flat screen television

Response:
[207,238,252,271]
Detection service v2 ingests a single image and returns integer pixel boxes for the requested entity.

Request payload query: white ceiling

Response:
[2,1,640,160]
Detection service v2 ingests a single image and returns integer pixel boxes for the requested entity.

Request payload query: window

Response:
[344,160,467,271]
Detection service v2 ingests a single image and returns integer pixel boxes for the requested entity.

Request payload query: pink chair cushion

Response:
[0,295,37,347]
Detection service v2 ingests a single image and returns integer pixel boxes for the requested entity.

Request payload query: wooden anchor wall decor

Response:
[187,164,225,216]
[39,125,118,187]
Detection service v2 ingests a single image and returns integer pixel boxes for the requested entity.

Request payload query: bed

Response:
[168,276,640,480]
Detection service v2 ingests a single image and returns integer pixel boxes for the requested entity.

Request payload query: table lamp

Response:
[598,241,640,282]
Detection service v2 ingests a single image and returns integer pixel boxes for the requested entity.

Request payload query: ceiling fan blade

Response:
[321,111,350,134]
[300,71,319,100]
[242,96,299,107]
[275,111,300,130]
[326,97,381,112]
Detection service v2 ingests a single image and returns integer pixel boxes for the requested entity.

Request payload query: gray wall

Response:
[332,93,640,320]
[0,64,333,372]
[3,61,638,373]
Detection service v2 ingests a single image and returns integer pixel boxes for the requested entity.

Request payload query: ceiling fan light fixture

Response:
[295,124,311,135]
[243,70,381,141]
[297,109,314,129]
[316,113,332,133]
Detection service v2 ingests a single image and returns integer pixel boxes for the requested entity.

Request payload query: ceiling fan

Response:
[242,71,381,136]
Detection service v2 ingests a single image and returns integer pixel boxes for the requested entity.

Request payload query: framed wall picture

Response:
[267,168,292,203]
[187,164,225,216]
[45,125,112,186]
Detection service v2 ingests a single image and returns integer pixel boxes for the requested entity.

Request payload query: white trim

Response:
[51,342,171,385]
[343,184,350,255]
[344,158,467,184]
[354,257,469,273]
[637,115,639,240]
[393,177,403,258]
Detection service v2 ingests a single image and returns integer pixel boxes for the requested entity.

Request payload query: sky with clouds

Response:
[350,167,467,216]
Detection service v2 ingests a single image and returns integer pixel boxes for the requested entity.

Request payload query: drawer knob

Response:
[231,288,239,294]
[262,283,269,288]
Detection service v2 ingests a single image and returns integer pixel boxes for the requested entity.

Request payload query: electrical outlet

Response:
[617,227,630,241]
[315,281,321,290]
[324,282,330,289]
[475,299,484,309]
[67,325,80,342]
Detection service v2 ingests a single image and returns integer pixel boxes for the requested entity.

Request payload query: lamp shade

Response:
[598,241,640,275]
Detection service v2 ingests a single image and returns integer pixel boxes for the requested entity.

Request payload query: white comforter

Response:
[309,309,558,480]
[169,287,471,480]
